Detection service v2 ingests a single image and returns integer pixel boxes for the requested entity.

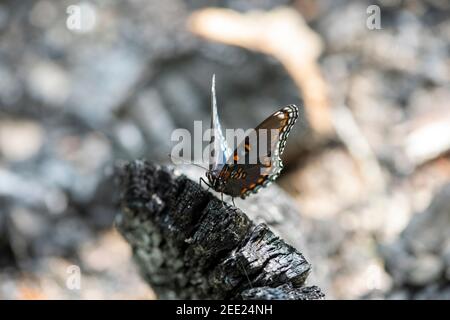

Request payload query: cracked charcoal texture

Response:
[116,160,324,300]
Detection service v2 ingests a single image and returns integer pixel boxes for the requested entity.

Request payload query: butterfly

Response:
[200,75,299,204]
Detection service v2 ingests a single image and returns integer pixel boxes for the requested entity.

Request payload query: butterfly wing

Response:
[209,74,232,174]
[220,105,299,198]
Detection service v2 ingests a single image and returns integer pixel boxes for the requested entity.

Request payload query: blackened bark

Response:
[115,160,324,300]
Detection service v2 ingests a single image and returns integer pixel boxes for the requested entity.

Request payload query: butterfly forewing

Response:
[209,74,232,174]
[221,105,299,198]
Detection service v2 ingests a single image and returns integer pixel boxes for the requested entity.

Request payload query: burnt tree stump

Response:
[115,160,324,300]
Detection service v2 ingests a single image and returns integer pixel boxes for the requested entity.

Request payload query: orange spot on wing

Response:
[222,170,231,179]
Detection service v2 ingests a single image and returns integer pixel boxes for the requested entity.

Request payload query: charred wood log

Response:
[115,160,324,300]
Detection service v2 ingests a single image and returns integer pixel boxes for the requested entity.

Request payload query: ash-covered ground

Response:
[0,0,449,299]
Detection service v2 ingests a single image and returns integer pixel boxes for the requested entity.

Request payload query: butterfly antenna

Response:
[167,154,209,171]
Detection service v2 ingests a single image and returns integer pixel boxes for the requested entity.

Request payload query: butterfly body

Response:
[205,75,299,200]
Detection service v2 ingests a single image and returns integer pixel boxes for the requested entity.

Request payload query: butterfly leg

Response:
[199,177,211,191]
[232,197,236,207]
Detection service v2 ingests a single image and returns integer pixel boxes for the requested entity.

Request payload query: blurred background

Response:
[0,0,449,299]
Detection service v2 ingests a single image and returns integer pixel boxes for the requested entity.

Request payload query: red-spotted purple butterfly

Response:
[201,75,299,203]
